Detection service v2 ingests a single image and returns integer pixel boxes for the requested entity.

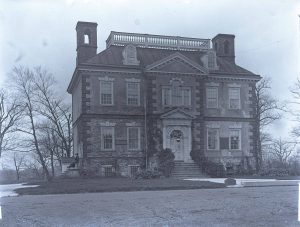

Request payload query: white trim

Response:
[101,126,115,151]
[207,128,219,150]
[126,82,140,106]
[125,78,141,83]
[98,76,115,81]
[100,80,114,106]
[126,122,140,127]
[127,127,141,150]
[228,87,241,109]
[206,82,219,87]
[206,122,220,128]
[228,83,241,88]
[100,121,116,127]
[206,86,218,109]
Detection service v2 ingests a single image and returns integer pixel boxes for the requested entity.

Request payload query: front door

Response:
[170,130,184,161]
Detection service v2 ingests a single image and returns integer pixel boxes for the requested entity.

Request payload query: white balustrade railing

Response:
[106,31,211,50]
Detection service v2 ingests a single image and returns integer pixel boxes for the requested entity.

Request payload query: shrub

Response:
[134,169,161,179]
[158,148,175,177]
[258,167,289,177]
[202,160,226,178]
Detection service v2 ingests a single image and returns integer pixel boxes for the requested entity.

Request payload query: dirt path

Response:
[0,186,298,226]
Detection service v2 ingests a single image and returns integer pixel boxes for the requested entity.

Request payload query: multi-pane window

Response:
[129,165,140,177]
[182,88,191,106]
[127,82,140,106]
[103,165,114,177]
[207,129,219,150]
[206,87,218,108]
[229,87,240,109]
[100,81,113,105]
[162,85,191,107]
[162,87,171,106]
[128,127,140,150]
[230,129,240,150]
[101,127,114,150]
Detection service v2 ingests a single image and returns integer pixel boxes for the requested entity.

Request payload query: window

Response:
[207,129,219,150]
[84,34,90,44]
[230,129,241,150]
[182,88,191,106]
[101,127,115,150]
[103,165,114,177]
[206,87,218,108]
[162,87,171,106]
[127,82,140,106]
[162,85,191,107]
[127,127,140,150]
[129,165,140,177]
[172,81,182,106]
[229,87,240,109]
[100,81,113,105]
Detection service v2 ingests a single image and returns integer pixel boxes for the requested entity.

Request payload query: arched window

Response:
[224,40,230,54]
[84,34,90,44]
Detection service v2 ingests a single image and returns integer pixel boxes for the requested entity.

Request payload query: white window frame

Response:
[206,87,218,108]
[101,126,115,151]
[229,129,241,150]
[128,165,140,177]
[100,80,114,106]
[181,87,191,107]
[127,127,140,150]
[127,82,140,106]
[162,86,191,107]
[162,86,171,106]
[228,87,241,109]
[207,128,219,150]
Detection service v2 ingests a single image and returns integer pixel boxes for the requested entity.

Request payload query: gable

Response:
[146,52,208,74]
[161,108,195,120]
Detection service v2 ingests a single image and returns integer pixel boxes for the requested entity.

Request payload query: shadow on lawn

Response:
[15,177,225,195]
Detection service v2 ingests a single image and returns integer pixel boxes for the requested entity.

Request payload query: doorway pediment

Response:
[161,108,195,120]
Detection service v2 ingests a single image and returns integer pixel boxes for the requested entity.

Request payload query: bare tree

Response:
[290,78,300,142]
[9,66,52,181]
[0,90,23,157]
[33,67,72,158]
[13,152,25,181]
[268,138,295,168]
[253,77,283,171]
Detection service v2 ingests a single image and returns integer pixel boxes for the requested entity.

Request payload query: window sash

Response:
[206,87,218,108]
[229,88,240,109]
[230,129,240,150]
[127,127,140,150]
[162,88,171,106]
[127,82,140,106]
[101,127,114,150]
[162,86,191,107]
[100,81,113,105]
[207,129,219,150]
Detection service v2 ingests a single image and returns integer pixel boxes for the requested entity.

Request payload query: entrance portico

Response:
[161,109,194,162]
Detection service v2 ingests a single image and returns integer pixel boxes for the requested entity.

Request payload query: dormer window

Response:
[122,44,140,65]
[202,50,218,70]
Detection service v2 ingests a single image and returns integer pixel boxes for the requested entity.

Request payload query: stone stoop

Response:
[171,161,206,179]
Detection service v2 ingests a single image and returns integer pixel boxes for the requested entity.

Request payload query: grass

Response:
[15,177,225,195]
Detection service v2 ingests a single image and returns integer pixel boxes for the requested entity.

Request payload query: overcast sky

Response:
[0,0,300,138]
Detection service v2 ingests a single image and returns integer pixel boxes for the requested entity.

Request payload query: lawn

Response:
[15,177,225,195]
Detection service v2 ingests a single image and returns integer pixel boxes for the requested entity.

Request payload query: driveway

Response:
[0,186,298,226]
